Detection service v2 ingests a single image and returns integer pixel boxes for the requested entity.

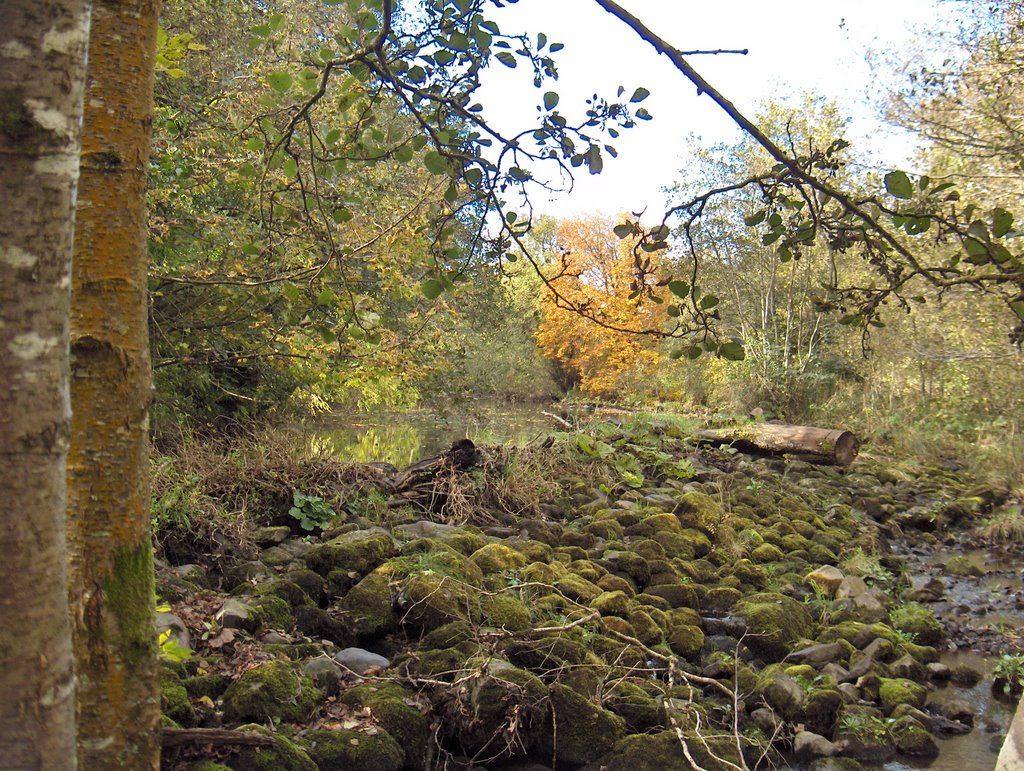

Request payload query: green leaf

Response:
[543,91,559,110]
[629,87,650,102]
[267,72,293,93]
[420,278,444,300]
[317,288,337,306]
[464,167,482,185]
[744,210,766,227]
[964,237,989,263]
[324,128,342,145]
[549,42,564,52]
[613,223,634,239]
[884,170,914,199]
[495,51,517,68]
[718,341,746,361]
[395,144,414,163]
[668,280,690,298]
[331,208,352,224]
[423,151,448,175]
[993,207,1014,238]
[699,295,719,310]
[282,157,297,178]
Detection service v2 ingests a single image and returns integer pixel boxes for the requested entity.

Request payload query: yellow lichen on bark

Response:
[67,0,162,767]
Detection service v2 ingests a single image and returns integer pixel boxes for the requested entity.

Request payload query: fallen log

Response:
[694,423,859,466]
[161,727,275,748]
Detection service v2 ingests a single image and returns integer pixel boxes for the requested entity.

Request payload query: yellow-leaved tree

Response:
[536,216,668,397]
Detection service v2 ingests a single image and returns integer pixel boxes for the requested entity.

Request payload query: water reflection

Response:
[297,402,556,466]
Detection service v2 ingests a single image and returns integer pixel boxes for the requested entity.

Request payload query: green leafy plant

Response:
[993,653,1024,696]
[288,491,336,531]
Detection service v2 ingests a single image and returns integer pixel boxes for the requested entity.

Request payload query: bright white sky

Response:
[476,0,950,220]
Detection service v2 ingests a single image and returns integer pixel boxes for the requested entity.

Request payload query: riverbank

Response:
[153,415,1023,770]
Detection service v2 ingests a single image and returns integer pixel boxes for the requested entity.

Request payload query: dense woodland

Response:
[3,0,1024,769]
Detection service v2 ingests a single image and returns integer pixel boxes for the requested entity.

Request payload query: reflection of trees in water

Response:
[308,424,426,467]
[303,404,557,465]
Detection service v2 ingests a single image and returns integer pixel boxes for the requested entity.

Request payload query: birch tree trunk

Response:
[67,0,162,766]
[0,1,91,765]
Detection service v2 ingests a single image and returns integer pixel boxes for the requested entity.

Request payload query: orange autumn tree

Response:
[536,216,669,397]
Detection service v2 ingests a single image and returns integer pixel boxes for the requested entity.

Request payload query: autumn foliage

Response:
[536,217,668,397]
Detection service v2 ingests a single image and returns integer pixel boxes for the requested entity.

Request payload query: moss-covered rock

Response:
[481,594,533,631]
[544,683,626,765]
[629,512,684,538]
[303,728,403,771]
[889,603,945,647]
[505,635,591,670]
[645,583,699,610]
[944,555,983,577]
[229,725,317,771]
[592,590,631,618]
[676,492,725,538]
[555,572,603,603]
[470,542,528,574]
[305,529,396,578]
[248,595,293,632]
[735,592,814,662]
[398,570,479,631]
[596,729,743,770]
[803,688,843,736]
[878,678,927,713]
[338,682,430,765]
[183,672,230,701]
[222,661,321,724]
[750,543,785,564]
[340,566,400,637]
[253,579,313,608]
[456,661,547,756]
[704,586,742,612]
[668,624,705,660]
[599,550,651,588]
[521,560,563,584]
[161,666,197,727]
[605,681,666,732]
[676,528,713,558]
[627,608,663,645]
[892,715,939,758]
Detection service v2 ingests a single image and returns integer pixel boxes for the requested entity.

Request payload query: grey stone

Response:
[925,662,951,681]
[938,698,975,726]
[252,525,292,545]
[334,647,390,675]
[806,566,845,596]
[761,671,806,721]
[890,653,925,681]
[218,597,254,629]
[787,642,844,668]
[793,731,841,760]
[156,611,191,652]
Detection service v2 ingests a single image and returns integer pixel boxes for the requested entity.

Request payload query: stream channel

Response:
[294,404,1023,770]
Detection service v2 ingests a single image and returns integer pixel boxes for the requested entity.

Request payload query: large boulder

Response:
[734,592,815,662]
[222,661,321,724]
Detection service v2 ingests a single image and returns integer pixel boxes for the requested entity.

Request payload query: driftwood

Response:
[161,727,275,748]
[386,438,483,512]
[694,423,859,466]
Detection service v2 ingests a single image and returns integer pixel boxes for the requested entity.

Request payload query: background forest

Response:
[152,0,1023,490]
